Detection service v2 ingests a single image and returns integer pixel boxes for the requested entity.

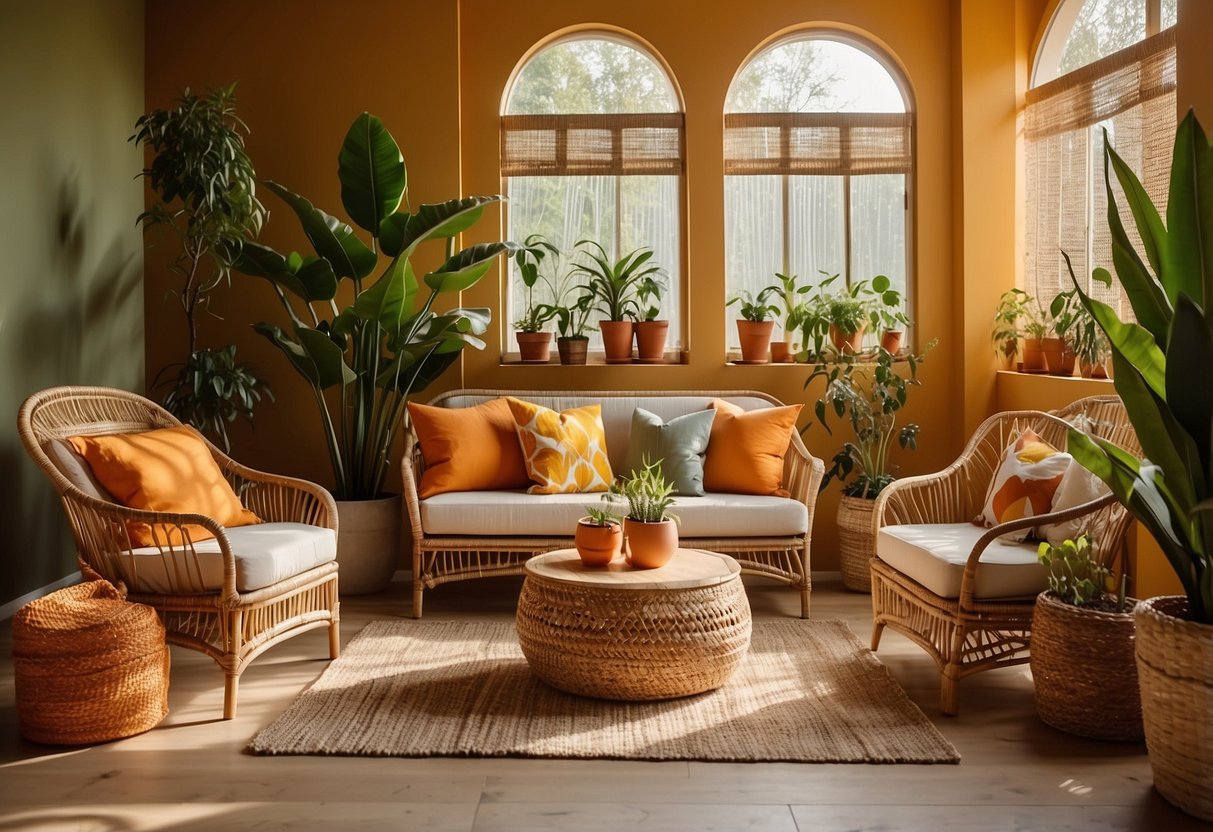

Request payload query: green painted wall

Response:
[0,0,145,607]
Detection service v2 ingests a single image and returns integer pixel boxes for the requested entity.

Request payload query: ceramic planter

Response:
[736,320,774,363]
[1041,337,1075,376]
[880,330,904,354]
[599,321,635,363]
[574,518,622,566]
[769,340,795,363]
[622,518,677,569]
[829,323,865,354]
[335,494,401,595]
[634,320,669,363]
[1022,337,1045,371]
[557,336,588,365]
[516,331,553,363]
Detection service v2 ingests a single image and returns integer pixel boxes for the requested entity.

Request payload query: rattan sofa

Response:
[403,389,825,619]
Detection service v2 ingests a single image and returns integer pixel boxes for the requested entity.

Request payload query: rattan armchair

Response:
[869,396,1138,715]
[18,386,341,719]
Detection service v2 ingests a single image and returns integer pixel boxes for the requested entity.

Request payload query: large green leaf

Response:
[234,242,311,301]
[1168,294,1213,484]
[264,180,377,279]
[294,256,339,302]
[386,197,502,259]
[352,256,418,331]
[1165,111,1213,316]
[1105,134,1168,282]
[424,242,514,293]
[338,112,406,236]
[252,323,350,390]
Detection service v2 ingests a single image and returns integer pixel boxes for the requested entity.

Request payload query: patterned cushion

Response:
[980,428,1071,541]
[507,398,614,494]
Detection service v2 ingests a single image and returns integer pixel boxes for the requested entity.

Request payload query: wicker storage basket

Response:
[837,495,877,592]
[1135,595,1213,821]
[1030,591,1142,741]
[14,580,169,744]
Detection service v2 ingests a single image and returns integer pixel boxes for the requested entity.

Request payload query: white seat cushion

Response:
[420,491,808,538]
[120,522,337,593]
[876,523,1045,600]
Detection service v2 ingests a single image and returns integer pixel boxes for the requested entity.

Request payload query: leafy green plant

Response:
[133,84,272,450]
[805,338,938,497]
[827,294,869,335]
[1049,288,1082,340]
[574,241,664,322]
[727,290,779,322]
[611,459,678,523]
[1022,298,1050,340]
[231,112,512,500]
[867,274,910,334]
[1053,284,1111,369]
[1037,534,1127,612]
[760,272,812,337]
[992,288,1031,359]
[1064,110,1213,624]
[795,272,839,361]
[512,234,562,333]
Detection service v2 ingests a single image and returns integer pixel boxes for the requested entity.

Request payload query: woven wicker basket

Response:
[1135,595,1213,821]
[14,580,169,745]
[837,495,876,592]
[1030,591,1142,741]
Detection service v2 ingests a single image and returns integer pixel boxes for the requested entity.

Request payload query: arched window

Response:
[1025,0,1177,314]
[501,34,684,357]
[724,34,912,352]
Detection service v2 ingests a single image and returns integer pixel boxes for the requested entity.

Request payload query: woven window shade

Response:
[501,113,684,177]
[1024,28,1176,312]
[724,112,913,176]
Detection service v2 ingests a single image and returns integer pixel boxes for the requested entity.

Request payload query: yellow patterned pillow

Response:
[506,398,614,494]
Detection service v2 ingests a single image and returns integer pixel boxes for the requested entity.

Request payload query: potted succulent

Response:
[1031,534,1141,741]
[991,288,1031,370]
[727,290,779,363]
[133,84,272,452]
[867,275,910,354]
[1065,111,1213,821]
[634,272,670,363]
[611,459,679,569]
[761,272,810,363]
[575,240,663,363]
[232,112,511,594]
[805,338,937,591]
[512,235,561,363]
[575,504,623,566]
[1043,290,1079,376]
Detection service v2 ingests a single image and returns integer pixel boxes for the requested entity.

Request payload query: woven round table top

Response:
[525,548,740,590]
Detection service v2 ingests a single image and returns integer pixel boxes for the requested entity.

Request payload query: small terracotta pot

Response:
[622,518,677,569]
[736,320,774,362]
[1042,337,1076,376]
[769,340,794,363]
[880,330,904,354]
[1079,360,1108,379]
[634,320,669,363]
[557,337,588,365]
[599,321,635,363]
[516,331,552,363]
[829,324,866,354]
[1022,337,1045,371]
[574,518,622,566]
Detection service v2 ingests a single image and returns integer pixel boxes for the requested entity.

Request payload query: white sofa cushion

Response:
[420,490,808,538]
[876,523,1046,600]
[119,522,337,594]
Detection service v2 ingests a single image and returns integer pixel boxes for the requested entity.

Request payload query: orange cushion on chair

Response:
[506,398,613,494]
[703,399,802,496]
[68,425,260,547]
[407,398,531,498]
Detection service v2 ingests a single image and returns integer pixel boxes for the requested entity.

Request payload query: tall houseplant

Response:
[232,112,511,593]
[1064,111,1213,820]
[574,241,663,363]
[512,234,561,363]
[133,84,272,451]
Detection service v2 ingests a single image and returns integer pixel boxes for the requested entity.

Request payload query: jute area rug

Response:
[250,619,959,764]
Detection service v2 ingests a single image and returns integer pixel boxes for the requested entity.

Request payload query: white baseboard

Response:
[1,571,82,621]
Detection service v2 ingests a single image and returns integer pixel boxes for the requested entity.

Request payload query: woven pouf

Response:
[13,580,169,744]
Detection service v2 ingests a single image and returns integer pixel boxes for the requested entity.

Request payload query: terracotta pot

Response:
[634,320,669,363]
[1079,360,1109,379]
[829,323,866,353]
[516,331,552,363]
[599,320,635,363]
[1022,337,1045,371]
[622,518,677,569]
[736,319,774,362]
[1042,337,1076,376]
[335,495,401,595]
[769,340,794,363]
[574,518,622,566]
[880,330,904,354]
[557,336,588,365]
[1135,596,1213,821]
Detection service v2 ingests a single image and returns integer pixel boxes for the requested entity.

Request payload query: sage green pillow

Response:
[623,407,715,496]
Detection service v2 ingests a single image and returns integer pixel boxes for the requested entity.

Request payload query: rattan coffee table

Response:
[515,548,752,701]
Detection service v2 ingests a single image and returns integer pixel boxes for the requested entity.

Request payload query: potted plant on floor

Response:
[575,504,623,566]
[762,272,810,363]
[232,112,512,594]
[611,459,679,569]
[992,288,1030,370]
[575,241,663,363]
[728,290,779,363]
[133,84,273,452]
[512,235,561,363]
[804,338,937,591]
[1031,534,1141,740]
[868,275,910,354]
[1064,110,1213,821]
[634,271,670,363]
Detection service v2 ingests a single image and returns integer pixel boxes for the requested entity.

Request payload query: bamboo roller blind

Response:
[500,113,685,177]
[724,112,913,176]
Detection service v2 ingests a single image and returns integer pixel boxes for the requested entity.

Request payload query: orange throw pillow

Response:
[506,398,613,494]
[407,398,531,498]
[703,399,802,496]
[68,425,260,547]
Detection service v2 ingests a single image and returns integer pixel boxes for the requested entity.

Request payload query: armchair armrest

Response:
[784,432,825,532]
[219,456,337,531]
[401,429,425,547]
